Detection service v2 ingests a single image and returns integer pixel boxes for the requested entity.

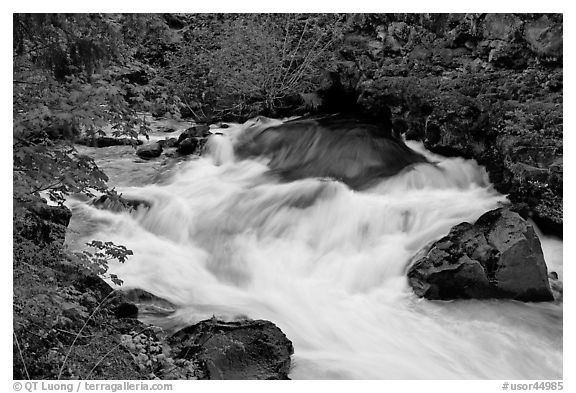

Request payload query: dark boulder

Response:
[169,319,293,380]
[177,137,201,155]
[175,125,211,156]
[136,142,163,159]
[407,208,553,302]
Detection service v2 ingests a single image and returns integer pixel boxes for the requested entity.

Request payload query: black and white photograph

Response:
[11,9,565,386]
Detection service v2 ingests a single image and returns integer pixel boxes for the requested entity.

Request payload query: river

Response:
[66,118,563,379]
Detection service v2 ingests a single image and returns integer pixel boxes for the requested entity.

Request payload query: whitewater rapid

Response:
[68,122,563,379]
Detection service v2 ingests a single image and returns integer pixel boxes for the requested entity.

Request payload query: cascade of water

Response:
[68,121,562,379]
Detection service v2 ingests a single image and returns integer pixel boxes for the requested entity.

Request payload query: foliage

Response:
[14,144,108,204]
[13,13,167,205]
[165,14,348,119]
[13,15,151,380]
[13,235,139,380]
[73,241,133,286]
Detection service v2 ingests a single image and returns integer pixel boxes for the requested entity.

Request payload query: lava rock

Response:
[407,208,554,302]
[136,142,163,159]
[169,319,293,380]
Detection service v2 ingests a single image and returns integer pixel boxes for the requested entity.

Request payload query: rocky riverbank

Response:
[13,198,293,380]
[324,14,563,237]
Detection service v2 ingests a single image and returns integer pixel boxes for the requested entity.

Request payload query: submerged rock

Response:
[169,319,293,380]
[407,208,553,302]
[136,142,163,159]
[175,125,211,156]
[91,194,151,213]
[235,115,428,189]
[122,288,177,317]
[177,137,200,155]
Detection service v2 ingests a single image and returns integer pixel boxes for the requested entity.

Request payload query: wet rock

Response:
[175,125,211,156]
[177,137,200,155]
[548,272,563,302]
[158,137,178,148]
[91,194,151,213]
[235,115,427,188]
[181,124,211,139]
[136,142,163,159]
[122,288,177,317]
[169,319,293,380]
[407,208,554,302]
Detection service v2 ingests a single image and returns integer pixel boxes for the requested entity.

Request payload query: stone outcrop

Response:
[13,200,72,245]
[407,208,554,301]
[326,13,563,236]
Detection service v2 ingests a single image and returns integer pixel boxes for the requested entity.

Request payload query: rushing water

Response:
[67,120,563,380]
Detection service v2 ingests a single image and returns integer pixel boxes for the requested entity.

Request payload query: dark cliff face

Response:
[323,14,562,236]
